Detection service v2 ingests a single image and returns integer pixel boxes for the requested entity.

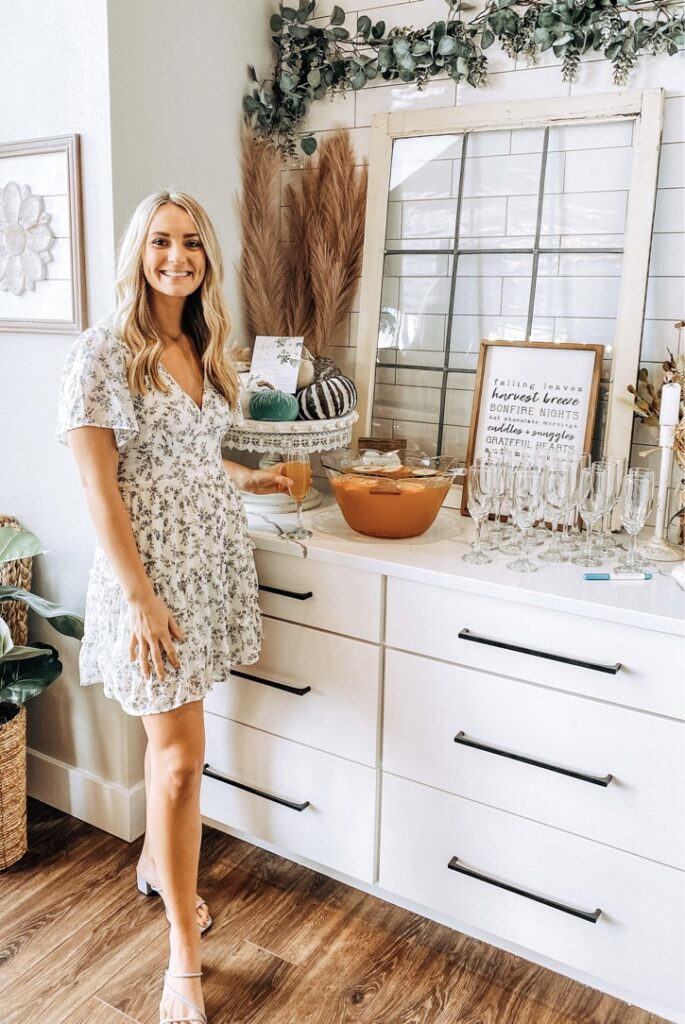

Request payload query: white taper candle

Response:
[660,382,681,427]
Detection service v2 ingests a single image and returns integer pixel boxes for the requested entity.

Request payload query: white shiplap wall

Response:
[279,0,685,512]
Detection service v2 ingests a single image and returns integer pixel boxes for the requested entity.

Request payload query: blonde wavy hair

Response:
[113,189,239,407]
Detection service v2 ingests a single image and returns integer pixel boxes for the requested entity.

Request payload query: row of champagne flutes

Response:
[464,451,655,575]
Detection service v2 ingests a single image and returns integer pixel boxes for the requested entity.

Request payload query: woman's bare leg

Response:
[138,741,153,861]
[137,731,210,929]
[142,698,206,1021]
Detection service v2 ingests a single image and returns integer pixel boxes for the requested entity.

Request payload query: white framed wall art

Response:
[0,134,86,334]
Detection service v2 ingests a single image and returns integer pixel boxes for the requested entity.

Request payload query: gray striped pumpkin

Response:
[297,375,357,420]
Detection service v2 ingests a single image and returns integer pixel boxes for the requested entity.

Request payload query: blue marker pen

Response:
[583,572,653,581]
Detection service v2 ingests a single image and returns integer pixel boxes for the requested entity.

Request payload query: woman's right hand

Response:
[128,590,185,681]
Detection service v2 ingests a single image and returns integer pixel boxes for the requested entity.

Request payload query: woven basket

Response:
[0,704,27,870]
[0,515,32,869]
[0,514,33,646]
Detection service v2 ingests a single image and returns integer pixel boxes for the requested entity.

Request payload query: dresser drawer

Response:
[384,649,684,868]
[204,618,380,766]
[386,578,685,719]
[201,713,376,881]
[380,773,684,1012]
[254,549,382,642]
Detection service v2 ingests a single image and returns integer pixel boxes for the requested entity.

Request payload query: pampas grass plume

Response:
[237,126,287,337]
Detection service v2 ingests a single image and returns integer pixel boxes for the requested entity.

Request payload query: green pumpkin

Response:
[249,382,299,421]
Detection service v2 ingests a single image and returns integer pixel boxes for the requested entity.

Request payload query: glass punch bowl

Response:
[320,449,465,539]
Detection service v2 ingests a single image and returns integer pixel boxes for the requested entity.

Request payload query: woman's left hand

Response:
[242,463,293,495]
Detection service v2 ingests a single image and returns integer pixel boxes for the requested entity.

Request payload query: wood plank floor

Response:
[0,799,671,1024]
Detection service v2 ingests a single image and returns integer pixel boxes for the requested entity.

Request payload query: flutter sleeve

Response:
[56,324,139,452]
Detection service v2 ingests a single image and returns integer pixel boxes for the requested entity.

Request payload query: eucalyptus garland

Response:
[243,0,684,156]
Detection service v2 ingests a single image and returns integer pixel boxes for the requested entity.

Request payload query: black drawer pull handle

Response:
[447,856,601,923]
[259,584,313,601]
[202,763,310,812]
[231,669,311,696]
[458,628,621,676]
[454,731,613,788]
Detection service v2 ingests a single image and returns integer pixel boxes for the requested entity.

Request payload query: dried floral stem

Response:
[287,131,367,356]
[627,344,685,471]
[311,132,367,355]
[237,127,367,362]
[284,172,316,338]
[237,127,287,337]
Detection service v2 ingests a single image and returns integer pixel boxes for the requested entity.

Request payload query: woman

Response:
[57,190,290,1024]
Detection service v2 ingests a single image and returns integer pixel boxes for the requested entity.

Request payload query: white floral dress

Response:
[56,318,261,716]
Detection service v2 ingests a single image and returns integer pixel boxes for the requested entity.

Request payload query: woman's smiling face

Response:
[142,202,206,299]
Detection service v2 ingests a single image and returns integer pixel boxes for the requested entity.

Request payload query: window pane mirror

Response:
[355,92,664,504]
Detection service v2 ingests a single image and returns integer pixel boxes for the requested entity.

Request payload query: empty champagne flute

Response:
[615,469,654,573]
[566,451,592,550]
[507,466,545,573]
[489,452,509,544]
[472,456,501,551]
[558,458,582,558]
[618,467,655,567]
[494,451,516,541]
[499,453,527,555]
[594,457,626,556]
[539,457,576,563]
[464,465,493,564]
[573,464,608,567]
[283,449,312,540]
[528,453,552,546]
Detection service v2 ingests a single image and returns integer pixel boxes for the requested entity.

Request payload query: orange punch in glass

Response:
[283,449,312,539]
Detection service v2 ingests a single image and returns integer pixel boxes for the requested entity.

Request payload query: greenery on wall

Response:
[243,0,685,155]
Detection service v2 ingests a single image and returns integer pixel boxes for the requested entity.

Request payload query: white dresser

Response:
[201,506,685,1022]
[202,549,382,882]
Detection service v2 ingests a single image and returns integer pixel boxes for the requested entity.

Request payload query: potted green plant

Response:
[0,526,84,870]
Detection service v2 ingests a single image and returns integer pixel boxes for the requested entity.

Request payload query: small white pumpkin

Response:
[295,346,315,389]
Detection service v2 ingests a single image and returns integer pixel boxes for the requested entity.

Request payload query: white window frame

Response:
[354,89,665,476]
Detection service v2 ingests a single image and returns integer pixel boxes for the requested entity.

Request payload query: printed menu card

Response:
[248,335,304,394]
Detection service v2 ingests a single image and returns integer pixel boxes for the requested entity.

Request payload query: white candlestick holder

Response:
[643,422,684,562]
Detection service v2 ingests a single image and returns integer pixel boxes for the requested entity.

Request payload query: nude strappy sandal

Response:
[137,873,213,935]
[160,969,207,1024]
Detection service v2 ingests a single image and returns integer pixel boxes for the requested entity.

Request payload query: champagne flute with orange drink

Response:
[283,449,313,539]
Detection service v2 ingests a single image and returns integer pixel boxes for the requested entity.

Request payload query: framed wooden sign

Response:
[462,340,604,513]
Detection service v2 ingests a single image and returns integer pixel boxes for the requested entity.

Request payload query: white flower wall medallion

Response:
[0,181,54,296]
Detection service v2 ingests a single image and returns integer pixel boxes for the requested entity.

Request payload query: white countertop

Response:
[247,496,685,637]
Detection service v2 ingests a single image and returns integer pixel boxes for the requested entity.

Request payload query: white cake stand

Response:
[224,411,358,514]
